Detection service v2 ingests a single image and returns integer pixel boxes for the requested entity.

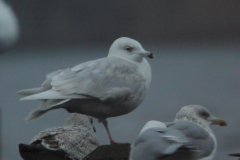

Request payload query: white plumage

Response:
[130,105,227,160]
[18,37,154,144]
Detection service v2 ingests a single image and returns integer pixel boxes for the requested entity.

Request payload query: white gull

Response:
[18,37,154,144]
[130,105,227,160]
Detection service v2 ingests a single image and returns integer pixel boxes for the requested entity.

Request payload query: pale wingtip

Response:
[24,117,31,122]
[24,112,37,122]
[24,117,33,122]
[20,95,36,101]
[24,112,33,122]
[17,90,24,95]
[20,97,25,101]
[20,97,29,101]
[24,108,48,121]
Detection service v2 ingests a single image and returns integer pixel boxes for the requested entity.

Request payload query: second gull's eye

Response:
[201,111,210,118]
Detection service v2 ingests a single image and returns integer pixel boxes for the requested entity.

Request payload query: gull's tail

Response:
[17,87,49,97]
[25,99,70,121]
[17,70,60,97]
[25,108,49,121]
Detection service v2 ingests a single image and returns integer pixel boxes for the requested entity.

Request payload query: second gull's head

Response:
[174,105,227,130]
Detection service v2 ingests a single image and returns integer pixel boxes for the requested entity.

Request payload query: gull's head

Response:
[108,37,154,62]
[65,113,96,133]
[174,105,227,129]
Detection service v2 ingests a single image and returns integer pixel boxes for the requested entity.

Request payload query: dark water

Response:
[0,41,240,160]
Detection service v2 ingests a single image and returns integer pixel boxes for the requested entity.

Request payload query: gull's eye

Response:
[200,111,210,118]
[125,46,132,52]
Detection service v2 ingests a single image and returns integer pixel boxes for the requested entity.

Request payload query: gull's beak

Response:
[149,52,155,59]
[211,117,227,126]
[141,51,155,59]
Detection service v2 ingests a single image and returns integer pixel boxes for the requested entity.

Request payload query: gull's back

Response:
[130,127,199,160]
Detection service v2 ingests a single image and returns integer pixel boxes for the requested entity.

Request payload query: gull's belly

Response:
[63,88,147,119]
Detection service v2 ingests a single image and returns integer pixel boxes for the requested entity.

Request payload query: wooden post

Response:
[19,143,131,160]
[83,144,131,160]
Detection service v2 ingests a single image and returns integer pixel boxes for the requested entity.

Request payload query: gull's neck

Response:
[107,54,152,90]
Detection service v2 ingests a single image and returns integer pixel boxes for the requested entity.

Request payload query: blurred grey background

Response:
[1,0,240,159]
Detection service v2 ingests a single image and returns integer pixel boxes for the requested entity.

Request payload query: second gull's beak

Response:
[211,117,227,126]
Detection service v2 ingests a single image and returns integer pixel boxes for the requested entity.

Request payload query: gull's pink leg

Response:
[101,119,119,145]
[99,118,130,145]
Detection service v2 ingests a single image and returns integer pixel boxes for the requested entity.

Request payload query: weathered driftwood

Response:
[83,144,131,160]
[19,143,131,160]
